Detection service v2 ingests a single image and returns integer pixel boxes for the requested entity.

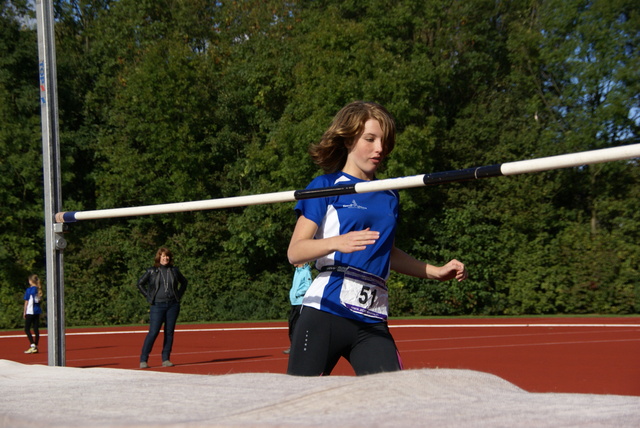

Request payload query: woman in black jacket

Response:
[137,247,188,368]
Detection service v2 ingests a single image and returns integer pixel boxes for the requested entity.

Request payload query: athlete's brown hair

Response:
[309,101,396,174]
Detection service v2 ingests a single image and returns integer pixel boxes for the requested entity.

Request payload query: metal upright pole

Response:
[36,0,67,366]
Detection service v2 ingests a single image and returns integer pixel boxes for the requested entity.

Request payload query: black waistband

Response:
[320,265,387,288]
[319,265,348,273]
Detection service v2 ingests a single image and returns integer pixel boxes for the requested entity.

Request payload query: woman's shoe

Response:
[24,345,37,354]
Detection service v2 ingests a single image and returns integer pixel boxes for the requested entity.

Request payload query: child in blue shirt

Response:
[23,274,43,354]
[283,263,313,354]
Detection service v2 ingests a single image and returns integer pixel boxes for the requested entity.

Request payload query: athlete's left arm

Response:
[390,246,468,282]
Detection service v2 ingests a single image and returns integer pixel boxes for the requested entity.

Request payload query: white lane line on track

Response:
[0,326,288,339]
[1,323,639,340]
[400,337,640,353]
[392,324,640,328]
[63,346,289,364]
[398,329,640,344]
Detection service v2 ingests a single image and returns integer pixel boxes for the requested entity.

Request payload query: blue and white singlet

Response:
[23,286,42,316]
[294,171,399,323]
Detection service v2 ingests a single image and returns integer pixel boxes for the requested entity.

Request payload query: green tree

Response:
[0,1,44,328]
[1,0,637,328]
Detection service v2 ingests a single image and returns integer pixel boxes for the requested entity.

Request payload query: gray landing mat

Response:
[1,360,639,427]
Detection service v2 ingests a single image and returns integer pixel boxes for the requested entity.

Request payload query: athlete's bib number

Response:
[339,267,388,320]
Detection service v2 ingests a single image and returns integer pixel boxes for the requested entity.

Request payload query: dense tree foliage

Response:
[1,0,638,328]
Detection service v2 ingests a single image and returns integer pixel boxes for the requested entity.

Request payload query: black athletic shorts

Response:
[286,306,402,376]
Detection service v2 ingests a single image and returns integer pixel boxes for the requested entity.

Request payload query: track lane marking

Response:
[2,323,639,340]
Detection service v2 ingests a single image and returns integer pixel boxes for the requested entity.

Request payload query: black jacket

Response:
[137,266,188,305]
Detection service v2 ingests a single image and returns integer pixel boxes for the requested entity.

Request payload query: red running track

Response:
[2,317,639,396]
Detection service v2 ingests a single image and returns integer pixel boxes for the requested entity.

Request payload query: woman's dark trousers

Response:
[140,301,180,363]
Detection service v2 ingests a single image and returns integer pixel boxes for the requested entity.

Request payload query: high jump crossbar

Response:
[55,143,640,223]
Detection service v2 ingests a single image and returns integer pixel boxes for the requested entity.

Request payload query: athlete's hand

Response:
[334,228,379,254]
[435,259,468,282]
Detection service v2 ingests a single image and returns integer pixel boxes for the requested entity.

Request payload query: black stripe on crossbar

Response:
[294,184,357,200]
[422,164,503,185]
[293,164,503,200]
